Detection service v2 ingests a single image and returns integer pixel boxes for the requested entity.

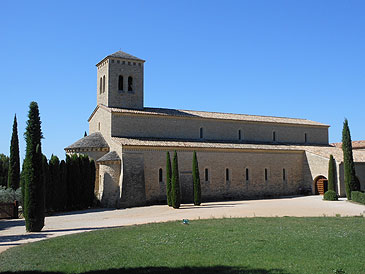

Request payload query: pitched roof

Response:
[94,104,328,127]
[112,137,365,162]
[332,140,365,149]
[96,151,120,162]
[96,51,145,66]
[65,132,109,150]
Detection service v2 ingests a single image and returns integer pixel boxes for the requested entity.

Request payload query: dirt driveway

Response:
[1,195,364,253]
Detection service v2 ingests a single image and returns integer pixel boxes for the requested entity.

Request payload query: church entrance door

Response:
[180,172,194,203]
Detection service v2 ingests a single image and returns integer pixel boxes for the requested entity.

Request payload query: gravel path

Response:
[1,195,364,253]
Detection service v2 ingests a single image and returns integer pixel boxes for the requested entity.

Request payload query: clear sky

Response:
[0,0,364,161]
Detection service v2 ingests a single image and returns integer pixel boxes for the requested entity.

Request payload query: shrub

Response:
[323,190,338,201]
[351,191,365,205]
[0,186,22,204]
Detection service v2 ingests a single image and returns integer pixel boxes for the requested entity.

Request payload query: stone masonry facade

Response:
[65,51,365,208]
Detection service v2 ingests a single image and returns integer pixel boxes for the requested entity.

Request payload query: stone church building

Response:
[66,51,365,208]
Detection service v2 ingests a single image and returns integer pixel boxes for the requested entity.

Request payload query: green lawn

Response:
[1,217,365,274]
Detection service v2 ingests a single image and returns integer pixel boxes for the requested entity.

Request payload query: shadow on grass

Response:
[1,266,290,274]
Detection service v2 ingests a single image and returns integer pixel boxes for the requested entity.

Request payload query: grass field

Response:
[0,217,364,274]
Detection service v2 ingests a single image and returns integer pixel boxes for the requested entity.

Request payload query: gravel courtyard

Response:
[1,195,364,253]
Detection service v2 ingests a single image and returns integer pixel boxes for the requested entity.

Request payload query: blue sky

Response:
[0,0,364,160]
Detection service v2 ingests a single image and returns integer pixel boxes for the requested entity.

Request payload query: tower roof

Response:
[96,50,145,66]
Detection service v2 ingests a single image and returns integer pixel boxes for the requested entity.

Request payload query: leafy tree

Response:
[166,152,172,206]
[23,101,45,232]
[171,151,180,209]
[192,151,201,206]
[0,154,9,187]
[342,119,360,199]
[8,115,20,190]
[327,155,335,192]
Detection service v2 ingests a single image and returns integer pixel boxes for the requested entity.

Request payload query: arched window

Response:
[272,131,276,142]
[99,77,102,94]
[102,75,106,93]
[246,168,249,181]
[118,75,124,91]
[128,76,133,91]
[238,129,241,140]
[200,127,203,139]
[159,168,163,182]
[304,133,308,143]
[205,168,209,181]
[226,168,230,181]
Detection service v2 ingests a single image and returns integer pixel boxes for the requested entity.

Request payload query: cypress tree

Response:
[23,101,44,232]
[171,151,180,209]
[84,131,87,137]
[89,159,96,207]
[43,154,52,212]
[8,114,20,190]
[166,152,172,206]
[327,155,335,192]
[0,154,9,187]
[49,155,61,211]
[192,151,201,205]
[59,159,68,211]
[342,119,360,199]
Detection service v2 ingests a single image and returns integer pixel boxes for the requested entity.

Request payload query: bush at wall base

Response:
[323,190,338,201]
[351,191,365,205]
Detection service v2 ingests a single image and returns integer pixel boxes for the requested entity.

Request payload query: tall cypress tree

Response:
[49,155,61,211]
[192,151,201,206]
[89,159,96,207]
[59,159,68,211]
[42,154,52,212]
[23,101,44,232]
[342,119,360,199]
[8,114,20,190]
[171,151,181,209]
[327,155,335,192]
[166,152,172,206]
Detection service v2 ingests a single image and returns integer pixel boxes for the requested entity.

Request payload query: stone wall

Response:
[89,107,112,139]
[99,162,121,208]
[122,147,305,206]
[112,114,329,145]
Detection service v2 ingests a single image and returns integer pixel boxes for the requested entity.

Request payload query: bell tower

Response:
[96,51,145,110]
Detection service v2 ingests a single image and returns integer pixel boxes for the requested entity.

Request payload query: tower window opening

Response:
[205,168,209,181]
[226,168,230,181]
[200,127,203,139]
[238,129,241,140]
[99,77,102,94]
[273,131,276,142]
[304,133,308,143]
[246,168,249,181]
[128,76,133,91]
[159,168,163,182]
[118,75,124,91]
[102,75,106,93]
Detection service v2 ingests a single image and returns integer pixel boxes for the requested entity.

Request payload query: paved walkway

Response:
[1,196,364,253]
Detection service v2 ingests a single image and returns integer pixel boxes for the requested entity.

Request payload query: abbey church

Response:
[66,51,365,208]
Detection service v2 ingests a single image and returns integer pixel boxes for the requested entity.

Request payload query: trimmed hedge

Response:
[323,190,338,201]
[351,191,365,205]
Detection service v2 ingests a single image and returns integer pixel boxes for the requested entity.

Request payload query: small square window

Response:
[117,60,120,64]
[133,62,136,65]
[111,60,114,63]
[128,62,131,65]
[122,61,125,64]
